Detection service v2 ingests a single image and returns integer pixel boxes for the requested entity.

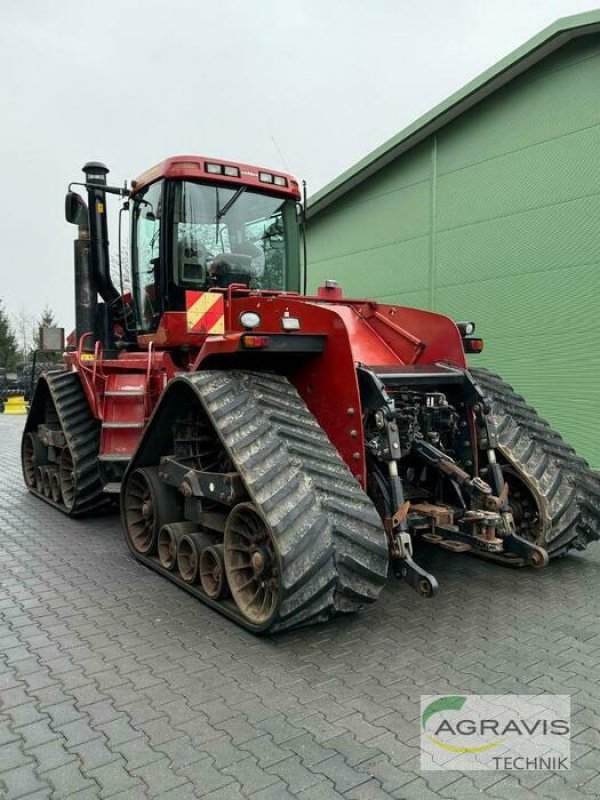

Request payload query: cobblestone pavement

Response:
[2,413,600,799]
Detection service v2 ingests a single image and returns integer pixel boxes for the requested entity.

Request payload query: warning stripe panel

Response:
[186,291,225,334]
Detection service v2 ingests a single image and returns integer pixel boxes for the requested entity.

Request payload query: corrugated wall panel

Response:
[307,144,432,289]
[437,39,600,172]
[435,194,600,288]
[308,235,431,298]
[307,36,600,466]
[307,180,430,270]
[436,126,600,232]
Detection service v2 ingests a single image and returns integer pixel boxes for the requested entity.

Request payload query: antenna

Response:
[302,180,308,296]
[271,136,289,172]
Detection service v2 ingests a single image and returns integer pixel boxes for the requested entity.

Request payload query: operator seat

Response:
[211,254,253,288]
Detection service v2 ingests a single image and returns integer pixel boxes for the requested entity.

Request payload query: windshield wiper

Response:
[216,185,246,225]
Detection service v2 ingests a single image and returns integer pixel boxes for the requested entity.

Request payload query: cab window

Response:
[131,180,163,331]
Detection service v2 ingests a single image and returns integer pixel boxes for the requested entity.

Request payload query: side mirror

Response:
[65,191,88,226]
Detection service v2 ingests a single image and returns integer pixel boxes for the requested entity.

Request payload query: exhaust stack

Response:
[81,162,120,307]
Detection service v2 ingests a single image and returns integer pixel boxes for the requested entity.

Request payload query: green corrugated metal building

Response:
[306,11,600,468]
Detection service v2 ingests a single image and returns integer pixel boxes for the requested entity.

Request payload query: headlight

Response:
[239,311,261,329]
[457,321,476,336]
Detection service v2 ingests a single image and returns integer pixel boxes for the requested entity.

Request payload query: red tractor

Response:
[22,156,600,633]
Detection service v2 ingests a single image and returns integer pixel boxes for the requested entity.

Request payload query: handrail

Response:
[74,334,107,418]
[226,284,249,329]
[76,332,94,359]
[91,339,103,386]
[206,285,303,330]
[144,341,154,419]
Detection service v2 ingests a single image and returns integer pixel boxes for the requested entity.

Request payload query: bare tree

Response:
[110,233,130,294]
[13,306,35,362]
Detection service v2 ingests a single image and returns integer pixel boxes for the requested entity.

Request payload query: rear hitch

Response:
[380,421,439,599]
[502,530,549,568]
[390,528,439,598]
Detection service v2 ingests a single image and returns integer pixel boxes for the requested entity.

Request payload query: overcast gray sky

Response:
[1,0,599,331]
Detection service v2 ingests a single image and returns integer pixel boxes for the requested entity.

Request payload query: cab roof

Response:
[131,155,301,200]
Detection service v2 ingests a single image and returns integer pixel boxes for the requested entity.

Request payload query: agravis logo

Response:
[422,696,503,754]
[420,694,570,771]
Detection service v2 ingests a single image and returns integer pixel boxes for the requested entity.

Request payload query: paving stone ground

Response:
[1,413,600,799]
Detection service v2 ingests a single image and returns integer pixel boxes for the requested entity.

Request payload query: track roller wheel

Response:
[35,466,44,494]
[123,467,181,555]
[22,432,46,488]
[59,446,76,511]
[42,468,52,498]
[224,503,281,627]
[50,471,62,504]
[158,522,198,570]
[177,532,212,583]
[199,544,229,599]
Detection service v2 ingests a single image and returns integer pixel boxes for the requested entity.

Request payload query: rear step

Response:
[104,390,146,397]
[102,422,145,429]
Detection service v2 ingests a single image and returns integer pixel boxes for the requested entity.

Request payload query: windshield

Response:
[173,181,297,291]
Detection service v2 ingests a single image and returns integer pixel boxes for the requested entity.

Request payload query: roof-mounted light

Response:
[273,175,287,187]
[259,172,274,183]
[172,160,200,170]
[205,162,241,178]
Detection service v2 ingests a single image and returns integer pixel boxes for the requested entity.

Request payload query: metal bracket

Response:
[503,530,549,568]
[38,425,66,449]
[159,456,247,506]
[396,531,413,558]
[389,517,439,598]
[393,552,439,598]
[474,403,499,450]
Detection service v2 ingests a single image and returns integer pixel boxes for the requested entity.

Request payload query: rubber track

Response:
[471,367,600,556]
[24,370,109,516]
[191,370,389,632]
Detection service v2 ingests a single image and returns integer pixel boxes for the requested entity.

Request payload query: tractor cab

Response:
[65,156,302,348]
[129,163,302,333]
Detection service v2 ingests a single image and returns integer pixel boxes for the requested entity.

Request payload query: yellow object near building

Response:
[3,396,28,415]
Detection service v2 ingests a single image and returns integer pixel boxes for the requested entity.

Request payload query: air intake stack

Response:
[81,162,119,354]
